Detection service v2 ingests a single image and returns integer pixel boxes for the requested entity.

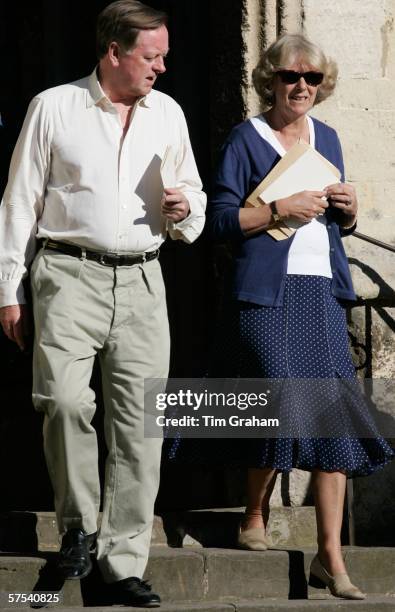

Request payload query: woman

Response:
[206,34,394,600]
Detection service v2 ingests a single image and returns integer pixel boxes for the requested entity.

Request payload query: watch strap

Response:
[269,200,281,222]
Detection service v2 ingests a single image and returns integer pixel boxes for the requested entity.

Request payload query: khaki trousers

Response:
[30,248,169,581]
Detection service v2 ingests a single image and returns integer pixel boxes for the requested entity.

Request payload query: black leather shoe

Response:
[107,577,161,608]
[58,528,96,580]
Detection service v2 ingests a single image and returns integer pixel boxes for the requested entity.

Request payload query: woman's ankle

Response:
[317,546,346,575]
[241,510,265,531]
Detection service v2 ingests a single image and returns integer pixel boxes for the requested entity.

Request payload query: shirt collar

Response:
[86,67,107,107]
[86,66,152,109]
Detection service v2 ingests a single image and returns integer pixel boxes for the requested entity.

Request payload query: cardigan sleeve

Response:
[332,131,357,237]
[206,141,247,242]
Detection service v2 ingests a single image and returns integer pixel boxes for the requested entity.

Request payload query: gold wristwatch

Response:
[269,201,282,223]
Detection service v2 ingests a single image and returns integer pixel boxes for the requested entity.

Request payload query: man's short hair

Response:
[96,0,168,59]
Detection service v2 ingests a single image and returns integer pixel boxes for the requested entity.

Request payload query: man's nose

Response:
[154,56,166,74]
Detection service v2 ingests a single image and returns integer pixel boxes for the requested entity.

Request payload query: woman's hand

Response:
[276,190,328,223]
[325,182,358,228]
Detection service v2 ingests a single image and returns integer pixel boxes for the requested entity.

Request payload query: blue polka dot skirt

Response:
[166,275,394,477]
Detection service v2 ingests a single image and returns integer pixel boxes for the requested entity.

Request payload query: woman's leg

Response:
[242,467,278,531]
[312,470,347,574]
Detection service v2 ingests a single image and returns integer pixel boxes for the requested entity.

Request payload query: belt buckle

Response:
[141,252,147,264]
[99,254,114,266]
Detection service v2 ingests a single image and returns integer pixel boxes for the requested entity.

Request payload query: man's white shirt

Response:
[0,68,206,306]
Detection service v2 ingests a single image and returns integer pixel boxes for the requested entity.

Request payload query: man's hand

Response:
[161,188,190,223]
[0,304,31,351]
[276,190,328,223]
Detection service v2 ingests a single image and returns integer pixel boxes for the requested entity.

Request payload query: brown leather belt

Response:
[41,239,159,267]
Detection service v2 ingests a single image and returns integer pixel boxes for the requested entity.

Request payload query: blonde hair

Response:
[252,33,338,110]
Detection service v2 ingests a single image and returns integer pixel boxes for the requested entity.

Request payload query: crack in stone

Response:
[381,15,394,77]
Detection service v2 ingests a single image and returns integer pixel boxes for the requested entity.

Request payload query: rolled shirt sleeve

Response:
[166,107,206,243]
[0,97,50,306]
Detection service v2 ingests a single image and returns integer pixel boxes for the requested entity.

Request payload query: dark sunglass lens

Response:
[278,70,300,84]
[277,70,324,86]
[305,72,324,86]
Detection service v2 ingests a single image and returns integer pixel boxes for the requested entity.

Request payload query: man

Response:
[0,1,206,607]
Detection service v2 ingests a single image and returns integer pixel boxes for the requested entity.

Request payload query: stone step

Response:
[0,547,394,606]
[1,598,395,611]
[0,508,317,552]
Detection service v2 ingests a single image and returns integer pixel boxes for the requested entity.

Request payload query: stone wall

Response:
[239,0,395,540]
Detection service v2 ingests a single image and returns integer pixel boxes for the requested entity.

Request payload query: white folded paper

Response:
[246,141,341,240]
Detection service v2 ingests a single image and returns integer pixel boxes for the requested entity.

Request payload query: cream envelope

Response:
[245,141,341,240]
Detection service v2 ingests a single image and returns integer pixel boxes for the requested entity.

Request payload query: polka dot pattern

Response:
[236,275,355,379]
[165,275,394,477]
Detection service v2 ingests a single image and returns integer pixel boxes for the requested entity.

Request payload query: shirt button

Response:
[327,225,332,229]
[121,205,127,210]
[330,248,335,253]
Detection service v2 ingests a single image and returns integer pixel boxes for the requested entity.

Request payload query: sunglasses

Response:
[276,70,324,86]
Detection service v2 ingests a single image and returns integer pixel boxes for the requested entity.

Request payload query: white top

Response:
[249,115,332,279]
[0,68,207,306]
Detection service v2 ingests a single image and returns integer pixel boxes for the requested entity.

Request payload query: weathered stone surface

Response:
[204,549,290,599]
[1,547,395,606]
[344,546,395,592]
[347,304,395,380]
[270,469,312,508]
[0,508,318,553]
[336,79,395,111]
[241,0,264,115]
[303,0,388,79]
[3,601,395,612]
[265,507,316,548]
[0,556,83,606]
[234,596,395,610]
[145,547,206,601]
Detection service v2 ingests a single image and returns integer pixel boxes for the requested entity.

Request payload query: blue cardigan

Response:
[207,117,356,306]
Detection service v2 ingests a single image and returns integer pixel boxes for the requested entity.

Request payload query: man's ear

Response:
[108,42,121,67]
